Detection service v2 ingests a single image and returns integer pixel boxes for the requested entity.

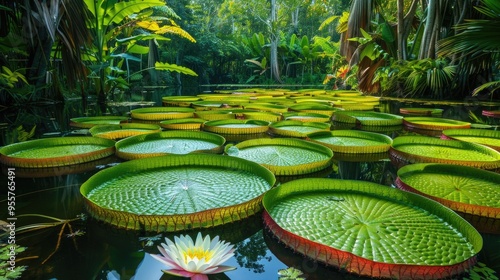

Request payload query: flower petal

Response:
[204,265,237,274]
[191,273,209,280]
[162,269,195,278]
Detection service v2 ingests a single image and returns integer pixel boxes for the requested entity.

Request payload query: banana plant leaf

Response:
[80,154,276,232]
[70,116,129,128]
[115,131,225,160]
[395,163,500,234]
[403,117,471,130]
[282,112,331,123]
[0,137,115,168]
[161,96,201,107]
[262,178,482,279]
[389,136,500,171]
[225,138,333,176]
[130,107,195,121]
[333,111,403,126]
[307,130,392,154]
[268,121,331,138]
[441,129,500,152]
[399,108,443,116]
[159,118,205,130]
[202,119,269,135]
[89,123,161,140]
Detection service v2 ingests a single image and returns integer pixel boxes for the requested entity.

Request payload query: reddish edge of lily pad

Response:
[482,110,500,118]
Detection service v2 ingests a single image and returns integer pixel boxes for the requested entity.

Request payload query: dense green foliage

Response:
[0,0,498,107]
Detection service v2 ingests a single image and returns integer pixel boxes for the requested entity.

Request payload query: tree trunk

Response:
[269,0,282,83]
[397,0,405,60]
[419,0,436,59]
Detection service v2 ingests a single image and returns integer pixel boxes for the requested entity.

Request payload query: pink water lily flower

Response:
[151,232,236,280]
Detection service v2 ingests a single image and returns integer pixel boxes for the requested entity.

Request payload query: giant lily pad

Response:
[202,119,269,134]
[268,121,331,138]
[395,163,500,234]
[89,123,162,140]
[80,154,276,231]
[389,136,500,171]
[225,138,333,175]
[262,178,482,279]
[161,96,201,107]
[0,137,115,168]
[333,111,403,126]
[70,116,128,128]
[307,130,392,154]
[441,128,500,152]
[399,108,443,116]
[130,107,195,121]
[115,131,225,160]
[282,112,331,122]
[403,117,471,130]
[159,118,205,130]
[289,103,340,116]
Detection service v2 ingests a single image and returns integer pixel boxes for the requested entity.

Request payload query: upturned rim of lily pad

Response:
[202,119,270,135]
[333,111,403,126]
[441,128,500,152]
[262,178,482,279]
[89,123,162,140]
[0,136,116,168]
[115,131,225,160]
[69,116,129,128]
[282,112,331,122]
[225,138,333,175]
[80,154,276,232]
[130,107,195,121]
[307,130,393,154]
[268,120,331,138]
[395,163,500,234]
[389,135,500,171]
[403,117,471,130]
[159,118,206,130]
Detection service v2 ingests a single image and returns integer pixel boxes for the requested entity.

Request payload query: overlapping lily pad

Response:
[262,178,482,279]
[389,136,500,171]
[399,108,443,116]
[115,131,225,160]
[307,130,393,154]
[202,119,269,134]
[69,116,129,128]
[441,128,500,152]
[282,112,331,122]
[403,117,471,130]
[395,163,500,233]
[130,107,195,121]
[89,123,162,140]
[268,121,331,138]
[80,154,276,231]
[159,118,205,130]
[333,111,403,126]
[0,137,115,168]
[225,138,333,175]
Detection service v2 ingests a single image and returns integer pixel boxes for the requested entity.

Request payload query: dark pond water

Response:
[1,90,500,280]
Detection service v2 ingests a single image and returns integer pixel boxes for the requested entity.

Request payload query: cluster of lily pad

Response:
[1,87,500,279]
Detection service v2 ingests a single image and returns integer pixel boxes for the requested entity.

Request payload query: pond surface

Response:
[1,92,500,280]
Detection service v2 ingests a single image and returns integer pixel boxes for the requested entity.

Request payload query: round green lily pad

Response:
[441,129,500,152]
[80,154,276,231]
[89,123,162,140]
[403,117,471,130]
[389,136,500,171]
[161,96,201,107]
[225,138,333,175]
[130,107,195,121]
[244,103,289,113]
[307,130,393,154]
[395,163,500,233]
[70,116,129,128]
[0,137,115,168]
[268,121,331,138]
[282,112,331,122]
[333,111,403,126]
[202,119,269,135]
[115,131,225,160]
[399,108,443,116]
[262,178,482,279]
[159,118,205,130]
[289,103,339,116]
[243,111,283,122]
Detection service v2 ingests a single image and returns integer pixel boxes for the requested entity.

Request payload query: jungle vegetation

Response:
[0,0,499,109]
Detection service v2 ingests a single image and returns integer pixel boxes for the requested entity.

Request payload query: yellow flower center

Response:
[183,247,213,262]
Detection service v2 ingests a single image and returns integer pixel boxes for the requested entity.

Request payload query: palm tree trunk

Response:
[269,0,282,83]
